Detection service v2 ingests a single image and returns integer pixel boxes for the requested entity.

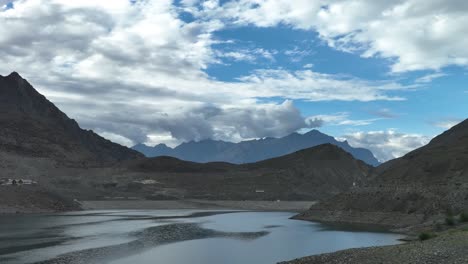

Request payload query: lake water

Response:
[0,210,404,264]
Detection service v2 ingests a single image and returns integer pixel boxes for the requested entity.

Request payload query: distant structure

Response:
[0,179,37,186]
[255,189,265,193]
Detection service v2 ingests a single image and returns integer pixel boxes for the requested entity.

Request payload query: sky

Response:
[0,0,467,162]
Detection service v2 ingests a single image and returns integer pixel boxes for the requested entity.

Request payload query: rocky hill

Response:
[296,119,468,227]
[133,130,380,166]
[0,72,143,165]
[123,144,371,201]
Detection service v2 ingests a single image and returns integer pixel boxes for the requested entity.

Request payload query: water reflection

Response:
[0,210,404,264]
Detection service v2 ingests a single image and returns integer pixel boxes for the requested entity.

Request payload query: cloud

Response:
[431,118,464,129]
[238,69,407,101]
[369,108,399,119]
[215,48,276,62]
[0,0,414,147]
[197,0,468,72]
[415,73,448,83]
[342,130,431,162]
[306,112,380,127]
[284,46,314,62]
[74,99,312,146]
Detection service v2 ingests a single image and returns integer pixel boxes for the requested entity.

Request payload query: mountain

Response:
[296,119,468,228]
[0,72,143,165]
[133,130,380,166]
[126,144,371,201]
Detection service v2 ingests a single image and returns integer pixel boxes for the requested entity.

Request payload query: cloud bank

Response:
[1,0,460,160]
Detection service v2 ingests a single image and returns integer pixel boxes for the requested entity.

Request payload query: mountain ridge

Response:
[0,72,143,164]
[295,118,468,228]
[127,143,371,200]
[133,129,380,166]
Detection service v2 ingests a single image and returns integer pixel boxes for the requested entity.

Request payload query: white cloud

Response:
[198,0,468,72]
[342,130,431,162]
[306,112,380,127]
[0,0,414,147]
[238,69,407,101]
[432,118,464,129]
[415,73,448,83]
[284,46,314,62]
[215,48,276,62]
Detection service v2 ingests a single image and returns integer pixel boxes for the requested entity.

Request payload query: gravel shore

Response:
[280,230,468,264]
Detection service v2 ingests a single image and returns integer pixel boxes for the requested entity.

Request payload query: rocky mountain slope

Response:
[121,144,371,201]
[0,72,143,213]
[296,119,468,227]
[0,72,143,165]
[133,130,380,166]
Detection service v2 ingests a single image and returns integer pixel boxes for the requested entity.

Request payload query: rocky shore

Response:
[0,185,80,214]
[281,229,468,264]
[293,209,428,230]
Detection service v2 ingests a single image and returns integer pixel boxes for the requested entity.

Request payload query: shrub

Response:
[419,232,436,241]
[445,215,456,226]
[459,212,468,223]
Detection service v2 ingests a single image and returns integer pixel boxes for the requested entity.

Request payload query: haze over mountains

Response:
[133,131,381,166]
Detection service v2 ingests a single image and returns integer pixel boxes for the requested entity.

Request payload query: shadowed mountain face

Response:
[0,72,143,164]
[298,119,468,227]
[133,130,380,166]
[128,144,371,200]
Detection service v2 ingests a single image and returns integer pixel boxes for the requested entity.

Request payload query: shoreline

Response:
[79,199,316,212]
[280,229,468,264]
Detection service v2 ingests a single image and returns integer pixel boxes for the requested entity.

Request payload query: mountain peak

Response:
[6,71,22,79]
[133,129,380,166]
[304,129,327,137]
[0,73,143,163]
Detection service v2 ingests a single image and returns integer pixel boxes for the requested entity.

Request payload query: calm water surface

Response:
[0,210,403,264]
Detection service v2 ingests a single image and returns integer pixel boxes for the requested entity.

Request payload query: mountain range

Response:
[133,131,380,166]
[126,143,371,201]
[3,71,467,226]
[0,72,374,211]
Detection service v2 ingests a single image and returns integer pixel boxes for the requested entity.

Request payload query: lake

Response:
[0,210,404,264]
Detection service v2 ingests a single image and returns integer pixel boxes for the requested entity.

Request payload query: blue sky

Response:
[0,0,467,161]
[208,25,466,135]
